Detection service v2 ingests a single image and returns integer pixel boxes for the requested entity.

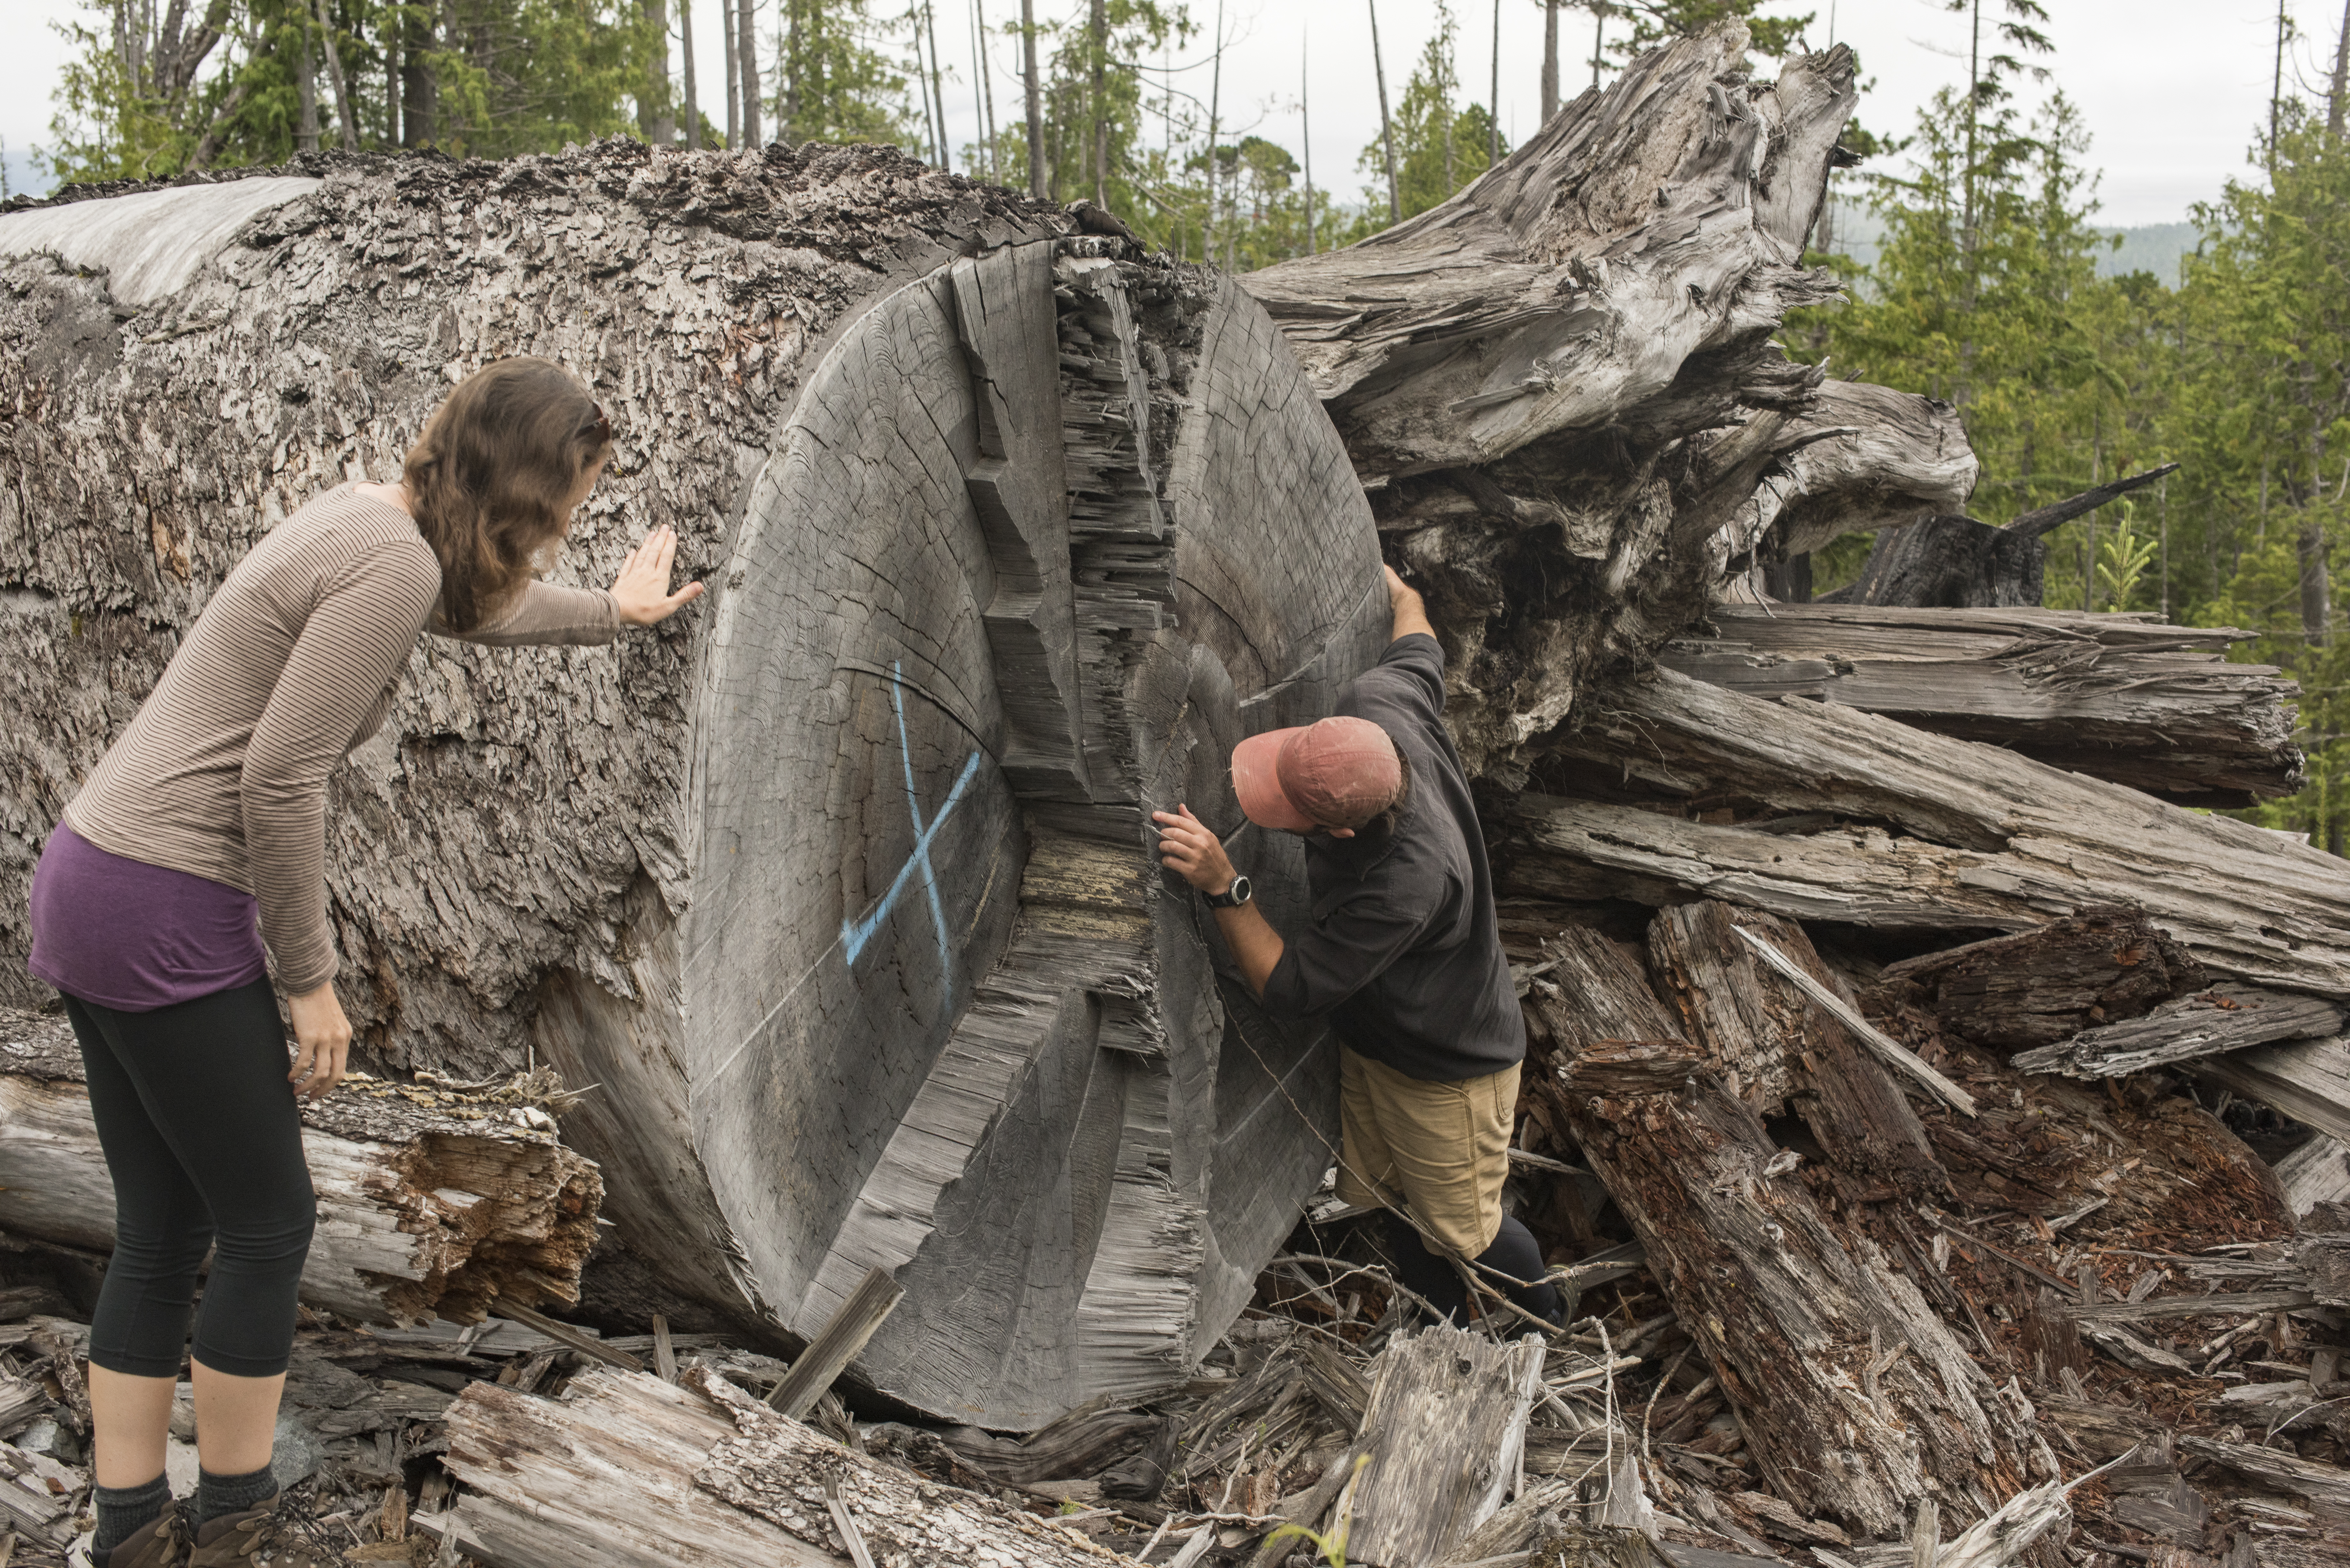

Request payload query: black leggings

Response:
[63,980,315,1379]
[1383,1210,1562,1329]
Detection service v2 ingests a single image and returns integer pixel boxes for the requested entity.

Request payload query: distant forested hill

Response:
[1822,207,2201,282]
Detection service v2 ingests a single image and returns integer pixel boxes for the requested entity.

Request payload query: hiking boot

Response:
[98,1504,191,1568]
[186,1494,343,1567]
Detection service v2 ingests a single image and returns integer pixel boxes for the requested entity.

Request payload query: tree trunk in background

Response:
[0,147,1383,1428]
[736,0,762,147]
[1541,0,1559,121]
[720,0,739,146]
[680,0,701,147]
[298,19,320,153]
[644,0,676,146]
[310,0,360,152]
[400,4,435,147]
[1022,0,1043,197]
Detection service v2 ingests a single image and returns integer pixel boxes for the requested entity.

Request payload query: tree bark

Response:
[1660,602,2306,806]
[643,0,676,147]
[1022,0,1043,198]
[1506,669,2350,996]
[0,145,1384,1427]
[0,1009,598,1325]
[1870,906,2206,1053]
[736,0,762,147]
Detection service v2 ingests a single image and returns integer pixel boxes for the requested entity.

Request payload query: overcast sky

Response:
[1,0,2318,226]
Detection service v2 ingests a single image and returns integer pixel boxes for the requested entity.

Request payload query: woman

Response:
[26,357,702,1568]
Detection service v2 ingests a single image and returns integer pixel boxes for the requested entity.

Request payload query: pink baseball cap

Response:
[1232,717,1403,832]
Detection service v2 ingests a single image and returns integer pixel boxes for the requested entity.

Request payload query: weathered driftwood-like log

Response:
[1343,1325,1543,1568]
[1509,669,2350,995]
[0,1008,598,1324]
[1239,24,1974,778]
[1659,604,2303,805]
[1646,901,1947,1198]
[2009,987,2346,1079]
[2192,1034,2350,1146]
[2275,1135,2350,1223]
[1525,926,2036,1538]
[1818,468,2177,613]
[0,145,1383,1424]
[434,1363,1133,1568]
[1869,907,2205,1052]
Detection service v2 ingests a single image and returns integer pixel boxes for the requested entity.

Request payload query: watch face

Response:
[1230,876,1251,904]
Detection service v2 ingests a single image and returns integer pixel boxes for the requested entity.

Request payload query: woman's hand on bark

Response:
[610,525,706,625]
[1152,804,1238,894]
[287,983,351,1101]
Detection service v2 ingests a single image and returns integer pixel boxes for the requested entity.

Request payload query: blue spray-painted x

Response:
[841,663,983,978]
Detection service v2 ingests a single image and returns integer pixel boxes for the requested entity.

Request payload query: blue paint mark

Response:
[840,663,983,980]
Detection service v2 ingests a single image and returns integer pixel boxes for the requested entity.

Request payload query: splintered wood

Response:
[1345,1326,1544,1568]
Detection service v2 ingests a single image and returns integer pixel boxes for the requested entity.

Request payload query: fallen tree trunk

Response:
[1657,604,2303,805]
[0,144,1384,1425]
[0,1008,599,1324]
[434,1362,1133,1568]
[1868,908,2206,1052]
[2191,1034,2350,1145]
[1507,669,2350,996]
[1523,925,2038,1538]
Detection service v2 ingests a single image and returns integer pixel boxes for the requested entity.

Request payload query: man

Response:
[1152,566,1561,1329]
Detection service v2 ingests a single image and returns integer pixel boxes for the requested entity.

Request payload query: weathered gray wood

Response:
[492,1302,645,1373]
[1525,926,2036,1538]
[2193,1034,2350,1145]
[1871,907,2206,1053]
[2275,1135,2350,1224]
[1344,1325,1543,1568]
[2010,987,2346,1079]
[1661,603,2303,805]
[0,147,1386,1426]
[437,1363,1141,1568]
[1815,515,2045,611]
[2173,1436,2350,1514]
[768,1265,903,1420]
[0,1007,599,1326]
[0,176,323,305]
[1510,669,2350,997]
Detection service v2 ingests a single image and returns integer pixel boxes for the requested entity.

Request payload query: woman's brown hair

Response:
[403,357,613,634]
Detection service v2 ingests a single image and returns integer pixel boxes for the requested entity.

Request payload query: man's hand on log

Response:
[287,983,352,1101]
[1153,805,1238,894]
[610,525,706,625]
[1384,565,1435,645]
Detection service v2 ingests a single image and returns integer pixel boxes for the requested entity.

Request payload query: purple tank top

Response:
[27,820,269,1012]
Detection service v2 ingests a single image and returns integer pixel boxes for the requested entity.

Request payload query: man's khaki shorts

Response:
[1334,1048,1519,1259]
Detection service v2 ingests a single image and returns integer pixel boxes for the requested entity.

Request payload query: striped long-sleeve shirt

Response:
[64,484,619,993]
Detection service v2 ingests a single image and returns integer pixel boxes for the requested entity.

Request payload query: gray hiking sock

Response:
[195,1462,277,1525]
[93,1472,173,1556]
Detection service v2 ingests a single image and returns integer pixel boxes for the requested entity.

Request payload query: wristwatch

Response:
[1204,875,1254,908]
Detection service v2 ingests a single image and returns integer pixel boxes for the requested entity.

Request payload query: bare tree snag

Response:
[1510,670,2350,996]
[1524,926,2037,1538]
[1659,604,2304,806]
[0,1008,598,1324]
[0,143,1386,1425]
[1869,908,2206,1054]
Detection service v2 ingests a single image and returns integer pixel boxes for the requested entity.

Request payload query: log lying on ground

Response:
[0,144,1384,1424]
[1868,908,2205,1052]
[1507,669,2350,996]
[1241,23,1976,779]
[1658,603,2303,805]
[1524,925,2037,1538]
[2009,986,2346,1079]
[0,1008,598,1324]
[434,1362,1132,1568]
[2276,1135,2350,1222]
